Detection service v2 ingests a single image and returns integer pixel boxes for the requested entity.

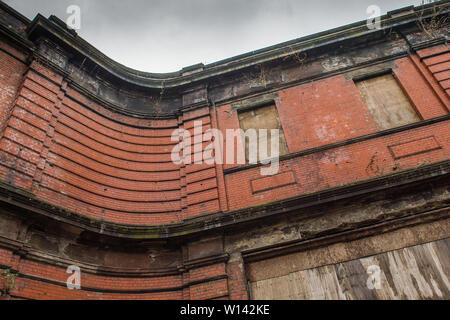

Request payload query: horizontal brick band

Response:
[388,136,442,160]
[251,171,297,194]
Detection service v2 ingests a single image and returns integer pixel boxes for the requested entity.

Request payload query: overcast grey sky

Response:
[4,0,424,73]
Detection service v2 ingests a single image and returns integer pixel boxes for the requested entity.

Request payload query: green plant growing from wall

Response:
[0,269,17,297]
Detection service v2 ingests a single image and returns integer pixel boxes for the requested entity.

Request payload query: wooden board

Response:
[356,74,421,131]
[249,238,450,300]
[238,104,289,162]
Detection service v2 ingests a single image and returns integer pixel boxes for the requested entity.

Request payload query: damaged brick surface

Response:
[0,1,448,300]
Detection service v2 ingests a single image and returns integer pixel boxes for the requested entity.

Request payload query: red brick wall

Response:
[0,53,222,225]
[187,264,229,299]
[0,247,232,300]
[416,44,450,101]
[219,51,449,212]
[225,120,449,211]
[277,75,379,153]
[227,260,249,300]
[179,107,221,219]
[394,56,448,118]
[0,39,449,300]
[0,43,27,134]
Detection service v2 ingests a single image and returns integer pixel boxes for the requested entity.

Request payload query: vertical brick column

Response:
[31,70,65,193]
[226,253,249,300]
[179,107,221,220]
[395,45,450,117]
[178,114,188,221]
[0,248,13,268]
[416,44,450,106]
[0,43,27,137]
[183,237,230,300]
[0,60,62,191]
[188,262,229,300]
[181,246,191,300]
[210,103,229,212]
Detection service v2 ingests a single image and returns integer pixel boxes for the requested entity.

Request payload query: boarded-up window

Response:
[238,104,289,163]
[356,74,421,130]
[248,237,450,300]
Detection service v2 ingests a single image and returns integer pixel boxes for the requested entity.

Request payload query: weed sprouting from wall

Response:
[416,1,449,39]
[0,269,17,297]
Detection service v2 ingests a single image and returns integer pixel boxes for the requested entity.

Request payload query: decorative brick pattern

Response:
[251,171,297,194]
[388,136,442,159]
[419,45,450,97]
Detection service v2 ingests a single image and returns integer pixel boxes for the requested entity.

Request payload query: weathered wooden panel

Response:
[238,104,289,162]
[356,74,421,130]
[249,238,450,300]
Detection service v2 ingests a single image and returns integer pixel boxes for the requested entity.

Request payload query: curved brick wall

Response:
[40,94,182,224]
[0,46,449,227]
[0,59,225,225]
[0,246,230,300]
[0,1,449,300]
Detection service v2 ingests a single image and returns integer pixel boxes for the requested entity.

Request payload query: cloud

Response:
[3,0,423,72]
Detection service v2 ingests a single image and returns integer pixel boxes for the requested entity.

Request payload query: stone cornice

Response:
[242,207,450,263]
[1,1,448,118]
[0,159,448,241]
[1,1,448,90]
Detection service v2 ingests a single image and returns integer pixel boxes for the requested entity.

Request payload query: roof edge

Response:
[2,0,449,88]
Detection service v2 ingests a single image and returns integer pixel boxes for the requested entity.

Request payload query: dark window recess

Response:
[238,104,289,163]
[356,74,421,131]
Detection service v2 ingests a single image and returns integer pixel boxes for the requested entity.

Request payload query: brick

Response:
[0,20,449,302]
[388,136,442,159]
[251,170,297,194]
